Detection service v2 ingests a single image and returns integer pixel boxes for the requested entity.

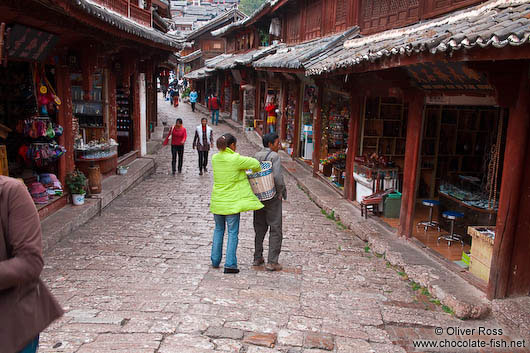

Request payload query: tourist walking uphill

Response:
[192,117,214,175]
[0,176,63,353]
[253,133,287,271]
[163,118,187,175]
[210,133,263,274]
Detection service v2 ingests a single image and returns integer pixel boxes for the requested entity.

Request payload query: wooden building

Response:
[186,0,530,300]
[0,0,180,218]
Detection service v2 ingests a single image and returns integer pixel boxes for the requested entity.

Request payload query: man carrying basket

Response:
[253,133,287,271]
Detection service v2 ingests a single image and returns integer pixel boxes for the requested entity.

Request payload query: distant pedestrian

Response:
[0,176,63,353]
[193,117,213,175]
[210,133,263,273]
[253,133,287,271]
[162,84,168,100]
[163,118,187,175]
[209,92,220,125]
[170,88,179,107]
[189,89,198,112]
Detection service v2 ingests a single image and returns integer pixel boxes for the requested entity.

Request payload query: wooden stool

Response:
[361,197,382,219]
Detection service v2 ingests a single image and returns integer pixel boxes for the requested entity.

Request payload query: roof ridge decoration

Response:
[306,0,530,76]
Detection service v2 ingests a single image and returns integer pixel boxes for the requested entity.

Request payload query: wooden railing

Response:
[94,0,152,27]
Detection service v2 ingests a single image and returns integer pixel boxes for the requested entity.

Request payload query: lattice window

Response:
[286,11,301,44]
[335,0,347,25]
[305,0,322,40]
[424,0,481,18]
[360,0,420,34]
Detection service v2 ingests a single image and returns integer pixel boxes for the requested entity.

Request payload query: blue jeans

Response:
[211,109,219,125]
[211,214,240,269]
[19,335,39,353]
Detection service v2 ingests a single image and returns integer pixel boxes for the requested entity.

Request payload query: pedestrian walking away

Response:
[0,176,64,353]
[193,117,213,175]
[189,88,198,112]
[170,87,179,107]
[253,132,287,271]
[210,133,263,274]
[163,118,187,175]
[209,92,220,125]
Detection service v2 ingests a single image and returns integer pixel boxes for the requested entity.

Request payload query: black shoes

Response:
[199,170,203,175]
[203,167,208,172]
[224,268,240,274]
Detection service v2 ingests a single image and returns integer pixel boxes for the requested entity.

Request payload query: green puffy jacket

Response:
[210,148,264,215]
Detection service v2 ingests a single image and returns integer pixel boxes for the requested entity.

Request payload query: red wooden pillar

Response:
[488,71,530,299]
[398,90,424,237]
[281,81,288,141]
[108,69,117,141]
[344,95,361,201]
[312,82,324,176]
[292,80,301,158]
[56,63,74,185]
[132,69,141,152]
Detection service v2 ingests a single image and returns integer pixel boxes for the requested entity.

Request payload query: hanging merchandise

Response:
[34,64,62,117]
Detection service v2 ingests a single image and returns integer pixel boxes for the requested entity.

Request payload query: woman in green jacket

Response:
[210,133,263,273]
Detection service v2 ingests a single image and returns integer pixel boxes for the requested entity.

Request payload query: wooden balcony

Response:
[94,0,152,27]
[360,0,483,34]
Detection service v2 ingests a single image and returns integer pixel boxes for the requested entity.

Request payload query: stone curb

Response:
[222,121,491,320]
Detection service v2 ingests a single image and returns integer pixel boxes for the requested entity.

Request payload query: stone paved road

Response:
[38,95,525,353]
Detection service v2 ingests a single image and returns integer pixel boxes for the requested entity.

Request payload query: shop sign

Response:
[7,24,58,62]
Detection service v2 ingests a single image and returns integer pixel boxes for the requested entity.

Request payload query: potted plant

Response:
[117,165,129,175]
[66,169,87,205]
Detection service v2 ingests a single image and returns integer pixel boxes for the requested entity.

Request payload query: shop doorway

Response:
[389,104,505,286]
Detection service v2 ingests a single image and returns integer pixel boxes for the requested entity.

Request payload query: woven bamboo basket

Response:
[247,161,276,201]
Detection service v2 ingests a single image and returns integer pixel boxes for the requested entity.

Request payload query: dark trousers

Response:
[198,150,209,171]
[253,197,283,264]
[191,102,196,112]
[171,145,184,173]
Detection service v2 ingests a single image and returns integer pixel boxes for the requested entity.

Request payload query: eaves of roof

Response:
[65,0,182,50]
[253,26,359,70]
[306,0,530,76]
[185,8,247,40]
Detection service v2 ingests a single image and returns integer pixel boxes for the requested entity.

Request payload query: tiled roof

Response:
[253,27,359,69]
[180,49,202,62]
[306,0,530,75]
[185,8,246,40]
[208,45,279,70]
[68,0,182,49]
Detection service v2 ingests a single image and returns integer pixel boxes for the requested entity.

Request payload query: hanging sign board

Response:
[7,24,58,62]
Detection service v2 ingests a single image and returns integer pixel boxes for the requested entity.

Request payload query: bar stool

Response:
[437,211,465,246]
[416,200,440,232]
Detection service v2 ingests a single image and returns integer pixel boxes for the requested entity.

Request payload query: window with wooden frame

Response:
[305,0,322,40]
[360,0,420,34]
[423,0,483,19]
[334,0,347,32]
[286,11,301,44]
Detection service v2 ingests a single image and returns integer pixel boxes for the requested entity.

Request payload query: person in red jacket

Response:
[163,118,187,175]
[209,93,220,126]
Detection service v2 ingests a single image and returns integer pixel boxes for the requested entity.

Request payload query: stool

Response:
[361,197,382,219]
[437,211,464,246]
[416,200,440,232]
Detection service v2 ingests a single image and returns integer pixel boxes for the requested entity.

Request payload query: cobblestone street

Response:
[38,96,523,353]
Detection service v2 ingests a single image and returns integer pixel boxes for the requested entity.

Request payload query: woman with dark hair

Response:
[163,118,187,175]
[210,133,263,273]
[192,117,213,175]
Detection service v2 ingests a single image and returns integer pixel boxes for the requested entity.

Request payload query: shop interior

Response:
[298,84,317,161]
[0,61,66,209]
[319,89,350,190]
[381,104,505,285]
